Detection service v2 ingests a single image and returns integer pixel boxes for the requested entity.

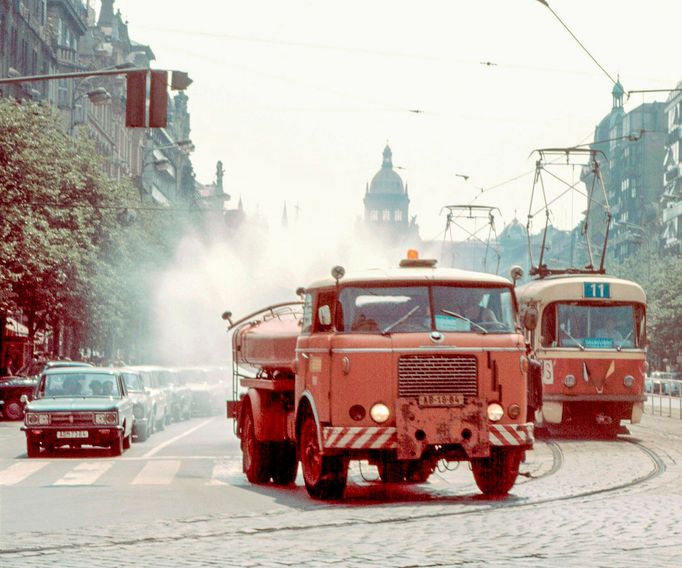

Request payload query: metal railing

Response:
[643,378,682,419]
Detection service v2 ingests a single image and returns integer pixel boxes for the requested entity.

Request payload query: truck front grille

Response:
[398,355,478,397]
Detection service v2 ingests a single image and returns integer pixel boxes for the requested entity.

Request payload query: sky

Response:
[86,0,682,364]
[101,0,679,242]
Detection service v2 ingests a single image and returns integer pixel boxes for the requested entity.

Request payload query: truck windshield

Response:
[338,284,515,333]
[541,302,645,349]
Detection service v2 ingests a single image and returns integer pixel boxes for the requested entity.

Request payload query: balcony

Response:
[665,164,680,184]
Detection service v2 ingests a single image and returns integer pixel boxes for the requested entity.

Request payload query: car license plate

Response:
[418,394,464,407]
[56,431,89,439]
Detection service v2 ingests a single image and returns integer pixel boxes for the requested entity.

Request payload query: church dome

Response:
[500,217,527,241]
[369,145,405,194]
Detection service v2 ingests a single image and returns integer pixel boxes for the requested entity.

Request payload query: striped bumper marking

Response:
[323,426,397,450]
[489,423,534,446]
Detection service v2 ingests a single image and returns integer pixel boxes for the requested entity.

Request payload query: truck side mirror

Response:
[523,306,538,331]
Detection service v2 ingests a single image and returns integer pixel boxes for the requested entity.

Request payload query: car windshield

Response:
[40,373,121,398]
[338,284,515,334]
[122,372,145,392]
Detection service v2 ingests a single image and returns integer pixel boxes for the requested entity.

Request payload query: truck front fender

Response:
[296,390,324,451]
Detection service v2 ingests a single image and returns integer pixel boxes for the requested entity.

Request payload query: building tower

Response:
[363,144,418,244]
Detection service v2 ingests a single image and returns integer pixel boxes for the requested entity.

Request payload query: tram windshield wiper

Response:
[560,324,585,350]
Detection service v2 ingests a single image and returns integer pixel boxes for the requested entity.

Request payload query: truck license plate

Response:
[56,431,89,439]
[418,394,464,407]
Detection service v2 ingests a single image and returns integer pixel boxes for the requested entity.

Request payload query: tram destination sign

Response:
[583,282,610,299]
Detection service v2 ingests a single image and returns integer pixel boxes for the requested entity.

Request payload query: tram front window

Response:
[541,302,644,349]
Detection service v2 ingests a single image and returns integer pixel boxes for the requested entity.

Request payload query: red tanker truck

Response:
[224,252,538,500]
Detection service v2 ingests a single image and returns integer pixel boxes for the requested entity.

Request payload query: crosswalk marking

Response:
[54,462,112,486]
[207,458,242,485]
[132,460,181,485]
[0,461,49,485]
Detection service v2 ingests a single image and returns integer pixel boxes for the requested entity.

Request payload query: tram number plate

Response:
[56,431,88,439]
[418,394,464,407]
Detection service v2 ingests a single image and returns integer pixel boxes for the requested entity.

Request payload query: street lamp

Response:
[69,62,137,135]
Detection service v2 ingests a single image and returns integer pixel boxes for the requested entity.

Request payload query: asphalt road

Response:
[1,412,682,567]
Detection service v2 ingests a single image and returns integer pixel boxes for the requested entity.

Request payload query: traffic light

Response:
[125,70,147,128]
[149,70,168,128]
[125,69,174,128]
[170,71,192,90]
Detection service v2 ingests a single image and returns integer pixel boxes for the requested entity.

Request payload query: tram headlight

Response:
[487,403,504,422]
[564,374,577,388]
[623,375,635,388]
[369,403,390,424]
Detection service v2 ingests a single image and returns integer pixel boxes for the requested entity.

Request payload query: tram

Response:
[516,148,647,437]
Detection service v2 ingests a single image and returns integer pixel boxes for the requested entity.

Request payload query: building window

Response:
[370,210,378,221]
[382,209,391,221]
[394,210,402,221]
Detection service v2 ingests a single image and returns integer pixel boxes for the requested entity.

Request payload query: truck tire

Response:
[471,447,521,496]
[299,414,347,500]
[3,398,25,421]
[242,408,271,483]
[26,435,40,458]
[271,443,298,485]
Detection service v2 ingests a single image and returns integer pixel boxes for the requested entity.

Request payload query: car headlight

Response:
[94,412,118,425]
[623,375,635,388]
[26,412,50,425]
[564,374,577,388]
[369,403,390,423]
[487,403,504,422]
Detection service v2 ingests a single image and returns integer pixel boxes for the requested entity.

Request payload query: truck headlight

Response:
[487,403,504,422]
[94,412,118,425]
[623,375,635,388]
[26,413,50,425]
[564,374,577,388]
[369,403,390,423]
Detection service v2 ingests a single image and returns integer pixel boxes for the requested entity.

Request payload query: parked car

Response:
[158,368,192,422]
[125,365,169,431]
[0,375,38,420]
[120,368,155,442]
[0,360,93,421]
[21,367,134,457]
[176,367,229,416]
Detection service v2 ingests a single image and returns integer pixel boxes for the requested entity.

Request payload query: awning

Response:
[5,317,28,337]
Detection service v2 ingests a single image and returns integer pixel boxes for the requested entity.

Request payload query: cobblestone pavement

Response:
[1,416,681,567]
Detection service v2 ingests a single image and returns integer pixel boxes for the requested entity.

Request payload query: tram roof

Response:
[516,273,646,304]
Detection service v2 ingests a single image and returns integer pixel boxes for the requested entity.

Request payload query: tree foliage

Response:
[0,99,184,360]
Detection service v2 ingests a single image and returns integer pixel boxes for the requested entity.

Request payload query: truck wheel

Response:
[471,447,522,496]
[26,436,41,458]
[242,408,271,483]
[271,443,298,485]
[299,415,347,500]
[3,398,24,421]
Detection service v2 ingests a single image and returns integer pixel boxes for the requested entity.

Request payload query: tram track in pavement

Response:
[1,436,668,558]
